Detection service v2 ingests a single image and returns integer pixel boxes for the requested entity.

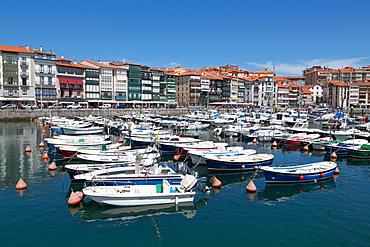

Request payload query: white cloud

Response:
[245,57,369,75]
[169,62,180,67]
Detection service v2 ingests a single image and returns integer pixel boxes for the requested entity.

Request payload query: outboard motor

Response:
[174,161,198,178]
[194,182,209,193]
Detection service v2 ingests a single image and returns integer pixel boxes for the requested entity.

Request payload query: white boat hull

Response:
[83,184,195,206]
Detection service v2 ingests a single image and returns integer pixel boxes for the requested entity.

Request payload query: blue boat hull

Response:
[324,146,348,155]
[131,140,152,148]
[159,143,177,153]
[206,158,274,172]
[262,168,336,184]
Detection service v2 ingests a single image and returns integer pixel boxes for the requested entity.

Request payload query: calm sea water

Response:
[0,121,369,247]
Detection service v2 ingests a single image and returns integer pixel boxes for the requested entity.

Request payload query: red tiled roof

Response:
[288,83,301,88]
[176,71,202,77]
[277,82,288,88]
[0,45,34,53]
[302,88,313,94]
[81,60,124,69]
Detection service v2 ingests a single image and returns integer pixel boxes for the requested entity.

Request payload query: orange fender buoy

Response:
[211,176,222,187]
[335,167,340,174]
[252,138,257,143]
[15,178,27,190]
[48,161,57,170]
[39,141,45,147]
[272,141,277,147]
[229,135,233,140]
[331,151,337,158]
[173,154,181,161]
[68,191,84,206]
[25,145,32,152]
[41,129,46,134]
[41,152,49,159]
[246,180,257,192]
[53,132,58,136]
[303,145,309,151]
[30,118,33,121]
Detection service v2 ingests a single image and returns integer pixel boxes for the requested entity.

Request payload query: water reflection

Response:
[79,197,208,222]
[257,178,337,202]
[347,158,370,166]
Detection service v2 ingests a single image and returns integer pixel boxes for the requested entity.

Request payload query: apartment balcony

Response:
[20,61,28,66]
[101,95,112,99]
[3,92,19,97]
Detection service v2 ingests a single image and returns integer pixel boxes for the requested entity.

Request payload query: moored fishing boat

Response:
[347,144,370,159]
[76,152,160,163]
[324,139,369,155]
[62,126,105,135]
[82,174,199,206]
[309,138,347,151]
[204,153,274,172]
[59,143,130,158]
[282,133,320,146]
[188,146,252,165]
[260,161,337,183]
[175,141,228,156]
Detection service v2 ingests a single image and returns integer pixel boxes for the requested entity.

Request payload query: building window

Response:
[40,65,44,73]
[48,65,52,74]
[58,67,65,73]
[40,76,44,85]
[22,87,27,95]
[48,77,52,85]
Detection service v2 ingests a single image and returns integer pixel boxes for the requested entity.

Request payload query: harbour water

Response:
[0,121,369,247]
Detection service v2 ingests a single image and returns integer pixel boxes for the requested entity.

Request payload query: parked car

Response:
[22,104,37,110]
[98,104,111,109]
[48,103,63,109]
[1,104,17,110]
[67,104,81,109]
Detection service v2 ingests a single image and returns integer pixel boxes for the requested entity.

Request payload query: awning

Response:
[75,79,83,84]
[67,79,76,84]
[59,78,68,84]
[59,78,83,84]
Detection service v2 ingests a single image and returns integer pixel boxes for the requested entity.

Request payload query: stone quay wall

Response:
[1,108,369,122]
[0,108,191,121]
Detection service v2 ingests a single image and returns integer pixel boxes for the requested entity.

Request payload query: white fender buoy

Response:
[252,138,257,143]
[331,151,337,158]
[68,190,84,206]
[15,178,27,190]
[211,176,222,187]
[272,141,277,147]
[246,180,257,192]
[48,161,57,170]
[39,141,45,147]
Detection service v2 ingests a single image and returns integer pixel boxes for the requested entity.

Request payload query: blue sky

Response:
[2,0,370,76]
